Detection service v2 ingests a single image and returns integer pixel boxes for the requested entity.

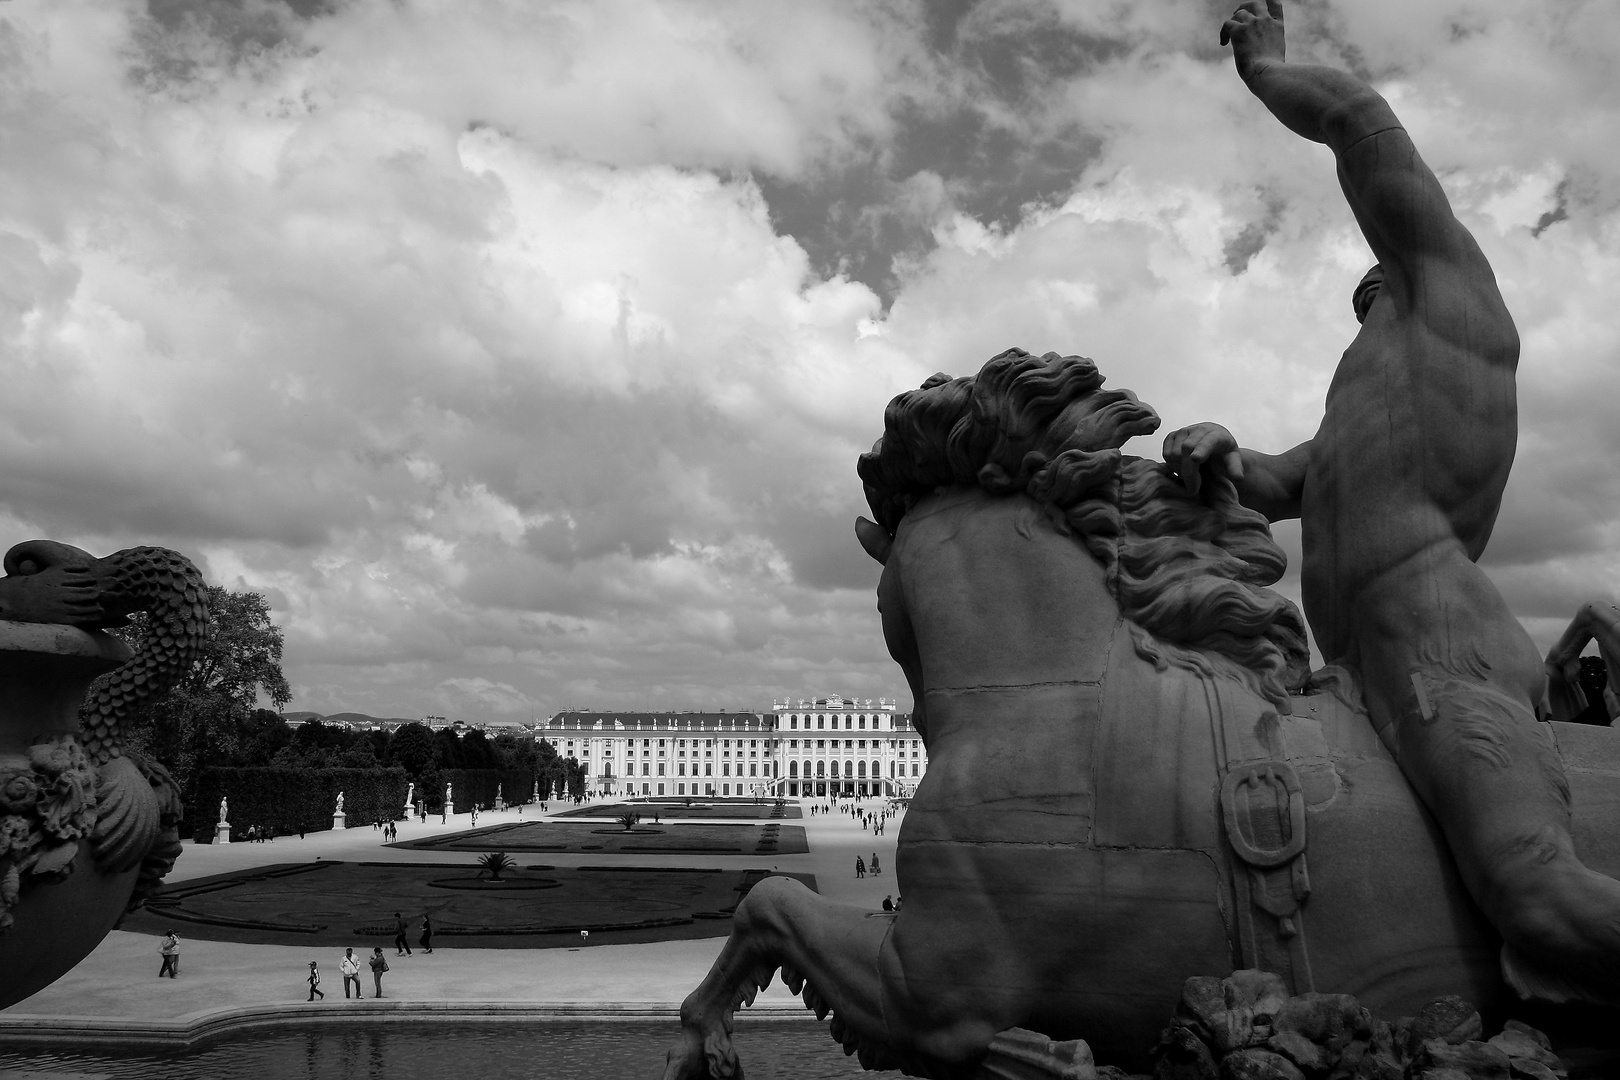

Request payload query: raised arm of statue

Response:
[1545,602,1620,721]
[1224,1,1499,333]
[1161,422,1311,523]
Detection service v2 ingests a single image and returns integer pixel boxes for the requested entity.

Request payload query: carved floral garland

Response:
[0,734,98,930]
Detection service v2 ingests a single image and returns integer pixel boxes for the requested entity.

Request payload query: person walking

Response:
[393,912,412,956]
[369,947,389,998]
[158,930,179,978]
[419,913,434,954]
[306,961,325,1001]
[871,853,880,876]
[339,948,361,998]
[855,856,865,879]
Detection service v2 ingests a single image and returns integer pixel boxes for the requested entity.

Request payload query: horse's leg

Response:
[663,876,897,1079]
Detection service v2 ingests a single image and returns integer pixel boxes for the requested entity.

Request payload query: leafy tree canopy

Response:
[119,585,292,798]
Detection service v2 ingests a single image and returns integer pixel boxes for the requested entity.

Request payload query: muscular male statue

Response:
[1165,0,1620,1003]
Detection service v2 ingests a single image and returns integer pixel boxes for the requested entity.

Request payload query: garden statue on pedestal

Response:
[664,4,1620,1076]
[215,796,230,845]
[495,783,504,811]
[404,782,414,818]
[331,790,345,830]
[0,539,209,1010]
[444,782,453,818]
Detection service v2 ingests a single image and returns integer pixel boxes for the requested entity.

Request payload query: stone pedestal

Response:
[331,812,346,830]
[445,800,455,817]
[215,823,231,844]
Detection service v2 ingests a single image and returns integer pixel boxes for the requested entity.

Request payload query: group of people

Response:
[303,912,433,1001]
[307,946,392,1000]
[373,820,399,842]
[854,853,882,878]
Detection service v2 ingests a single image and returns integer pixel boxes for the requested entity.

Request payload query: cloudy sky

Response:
[2,0,1617,722]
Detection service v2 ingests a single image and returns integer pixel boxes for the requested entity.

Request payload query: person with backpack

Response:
[369,947,389,998]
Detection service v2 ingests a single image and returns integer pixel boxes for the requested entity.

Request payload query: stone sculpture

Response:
[218,797,228,825]
[334,791,344,815]
[1545,603,1620,724]
[664,6,1620,1074]
[1166,0,1620,1009]
[404,782,415,816]
[0,539,208,1009]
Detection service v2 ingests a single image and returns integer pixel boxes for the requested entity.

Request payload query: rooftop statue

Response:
[665,4,1620,1076]
[0,539,209,1009]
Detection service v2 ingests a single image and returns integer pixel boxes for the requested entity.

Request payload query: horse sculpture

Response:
[663,349,1620,1079]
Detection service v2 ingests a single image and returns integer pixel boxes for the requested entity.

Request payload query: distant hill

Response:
[281,711,417,728]
[281,711,532,730]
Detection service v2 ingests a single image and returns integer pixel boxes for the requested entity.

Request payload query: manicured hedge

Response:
[421,768,536,811]
[192,766,411,842]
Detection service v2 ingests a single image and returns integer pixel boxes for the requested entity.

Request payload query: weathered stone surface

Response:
[1265,1031,1325,1074]
[1351,1052,1403,1080]
[1217,1049,1304,1080]
[1096,1068,1149,1080]
[1499,1021,1551,1051]
[1272,992,1371,1069]
[1405,997,1483,1054]
[1178,976,1227,1044]
[1486,1028,1565,1076]
[1504,1061,1561,1080]
[1412,1038,1511,1080]
[1206,970,1290,1055]
[1154,1025,1218,1080]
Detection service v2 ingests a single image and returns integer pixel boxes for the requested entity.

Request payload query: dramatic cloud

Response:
[1,0,1617,720]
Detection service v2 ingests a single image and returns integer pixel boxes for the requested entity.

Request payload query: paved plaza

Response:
[0,796,903,1041]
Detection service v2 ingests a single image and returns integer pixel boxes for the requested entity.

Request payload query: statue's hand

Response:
[1221,0,1286,83]
[1162,422,1243,497]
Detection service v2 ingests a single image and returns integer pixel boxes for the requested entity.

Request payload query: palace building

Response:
[540,695,926,799]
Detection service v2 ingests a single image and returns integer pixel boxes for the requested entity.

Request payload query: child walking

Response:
[306,961,325,1001]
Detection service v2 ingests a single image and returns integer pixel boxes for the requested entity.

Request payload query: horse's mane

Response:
[857,347,1310,709]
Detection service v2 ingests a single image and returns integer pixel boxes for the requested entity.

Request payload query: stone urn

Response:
[0,620,137,1009]
[0,539,207,1011]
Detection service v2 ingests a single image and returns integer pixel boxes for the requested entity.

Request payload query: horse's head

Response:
[857,348,1309,711]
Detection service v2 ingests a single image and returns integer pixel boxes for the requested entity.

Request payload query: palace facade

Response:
[540,695,926,799]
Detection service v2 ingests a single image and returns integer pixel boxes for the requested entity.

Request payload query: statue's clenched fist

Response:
[1221,0,1286,83]
[1162,422,1243,497]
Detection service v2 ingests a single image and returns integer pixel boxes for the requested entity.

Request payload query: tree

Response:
[118,585,292,802]
[385,722,439,777]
